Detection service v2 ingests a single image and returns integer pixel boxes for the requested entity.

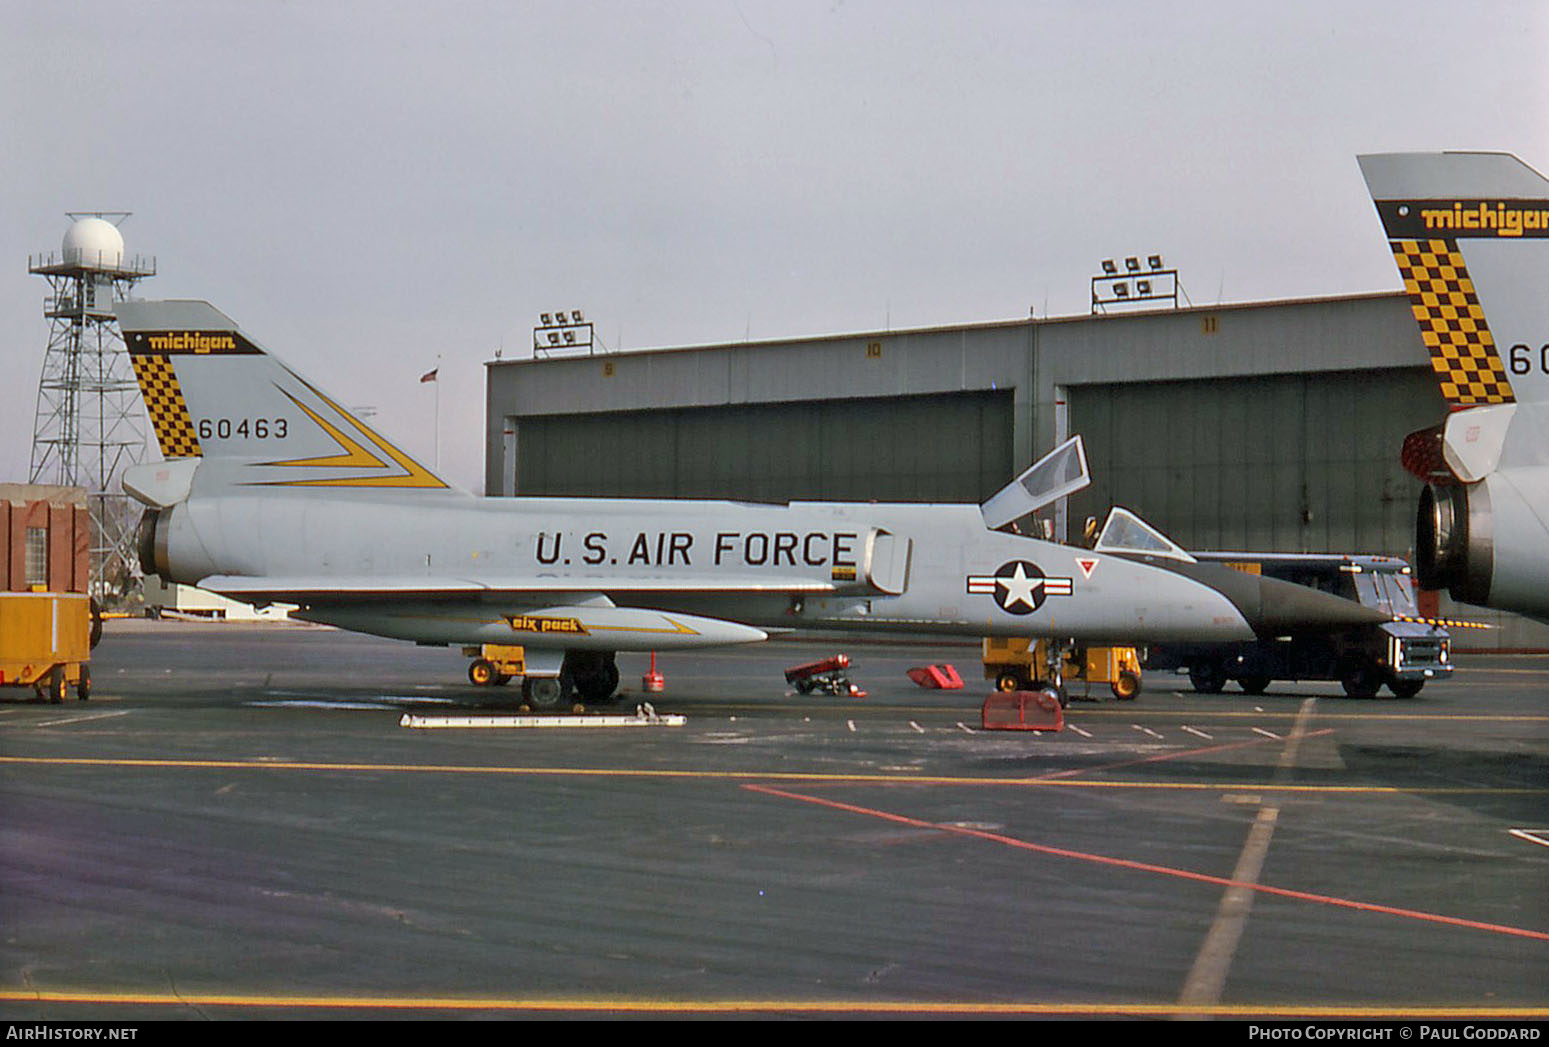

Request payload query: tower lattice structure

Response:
[28,213,157,601]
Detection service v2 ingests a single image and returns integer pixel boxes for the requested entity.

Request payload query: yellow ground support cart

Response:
[463,643,526,686]
[982,637,1142,701]
[0,592,92,701]
[3,484,92,702]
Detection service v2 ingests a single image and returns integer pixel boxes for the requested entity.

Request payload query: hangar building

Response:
[484,292,1544,649]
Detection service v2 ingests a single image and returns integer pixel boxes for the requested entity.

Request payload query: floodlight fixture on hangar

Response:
[533,309,598,357]
[27,212,158,600]
[1091,252,1182,314]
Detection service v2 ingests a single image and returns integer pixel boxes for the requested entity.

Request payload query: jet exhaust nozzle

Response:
[1416,482,1493,605]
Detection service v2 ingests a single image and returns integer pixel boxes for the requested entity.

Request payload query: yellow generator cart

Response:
[463,643,526,686]
[0,592,92,702]
[982,637,1142,701]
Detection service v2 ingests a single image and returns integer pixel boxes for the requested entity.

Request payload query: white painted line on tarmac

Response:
[1252,727,1282,740]
[401,712,685,729]
[1508,828,1549,848]
[908,721,925,734]
[1182,725,1213,740]
[1067,724,1092,738]
[1131,724,1163,740]
[33,710,131,728]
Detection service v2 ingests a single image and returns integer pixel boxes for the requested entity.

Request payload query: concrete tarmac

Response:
[1,620,1545,1019]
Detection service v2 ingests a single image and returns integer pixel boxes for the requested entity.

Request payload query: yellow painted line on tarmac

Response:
[0,989,1545,1018]
[1,755,1543,795]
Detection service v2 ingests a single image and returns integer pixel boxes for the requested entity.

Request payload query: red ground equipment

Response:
[785,654,866,697]
[906,664,964,689]
[981,689,1064,732]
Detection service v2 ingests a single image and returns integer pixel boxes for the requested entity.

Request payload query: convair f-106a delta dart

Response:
[118,299,1383,706]
[1360,150,1549,621]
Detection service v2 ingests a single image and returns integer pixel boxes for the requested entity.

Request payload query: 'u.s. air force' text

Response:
[534,531,858,568]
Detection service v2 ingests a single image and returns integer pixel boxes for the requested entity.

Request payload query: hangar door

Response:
[512,390,1013,503]
[1067,369,1444,555]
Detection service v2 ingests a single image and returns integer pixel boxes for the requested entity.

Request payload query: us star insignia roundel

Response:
[965,560,1074,615]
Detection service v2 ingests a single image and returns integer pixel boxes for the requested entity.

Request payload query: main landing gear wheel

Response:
[564,651,620,703]
[523,677,564,709]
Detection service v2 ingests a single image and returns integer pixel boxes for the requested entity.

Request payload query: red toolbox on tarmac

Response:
[906,664,964,689]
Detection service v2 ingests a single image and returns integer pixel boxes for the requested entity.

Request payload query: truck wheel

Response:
[77,665,91,701]
[48,666,67,704]
[468,659,497,686]
[1111,671,1141,701]
[1388,679,1423,699]
[996,670,1024,692]
[1188,661,1226,694]
[1339,656,1381,699]
[1237,676,1270,695]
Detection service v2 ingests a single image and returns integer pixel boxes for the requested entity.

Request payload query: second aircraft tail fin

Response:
[1359,151,1549,410]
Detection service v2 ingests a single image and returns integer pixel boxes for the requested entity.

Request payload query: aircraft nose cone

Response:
[1250,574,1390,635]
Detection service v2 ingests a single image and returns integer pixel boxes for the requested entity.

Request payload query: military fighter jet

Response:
[1360,150,1549,621]
[118,299,1383,706]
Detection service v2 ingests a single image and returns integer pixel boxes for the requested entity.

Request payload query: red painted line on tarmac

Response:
[745,784,1549,944]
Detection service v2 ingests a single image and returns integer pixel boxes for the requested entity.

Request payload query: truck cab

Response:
[1144,554,1451,698]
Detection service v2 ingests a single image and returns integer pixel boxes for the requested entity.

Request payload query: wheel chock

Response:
[981,689,1064,732]
[906,664,964,689]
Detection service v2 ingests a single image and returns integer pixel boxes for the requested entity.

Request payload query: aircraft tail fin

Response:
[1359,151,1549,409]
[116,300,455,496]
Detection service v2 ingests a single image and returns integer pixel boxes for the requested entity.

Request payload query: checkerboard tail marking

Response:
[130,354,203,458]
[1390,238,1516,408]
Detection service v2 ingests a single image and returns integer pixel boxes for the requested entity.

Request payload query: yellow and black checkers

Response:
[129,354,202,459]
[1389,239,1516,408]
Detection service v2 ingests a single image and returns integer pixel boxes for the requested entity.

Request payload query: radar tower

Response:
[27,213,157,600]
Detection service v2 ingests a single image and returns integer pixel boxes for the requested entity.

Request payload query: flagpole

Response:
[421,359,441,471]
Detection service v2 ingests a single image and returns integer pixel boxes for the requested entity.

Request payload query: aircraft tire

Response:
[566,652,620,702]
[523,677,564,709]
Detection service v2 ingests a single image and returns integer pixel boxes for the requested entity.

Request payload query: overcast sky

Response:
[4,1,1546,492]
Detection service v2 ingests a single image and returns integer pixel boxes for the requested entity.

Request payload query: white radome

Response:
[62,217,125,269]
